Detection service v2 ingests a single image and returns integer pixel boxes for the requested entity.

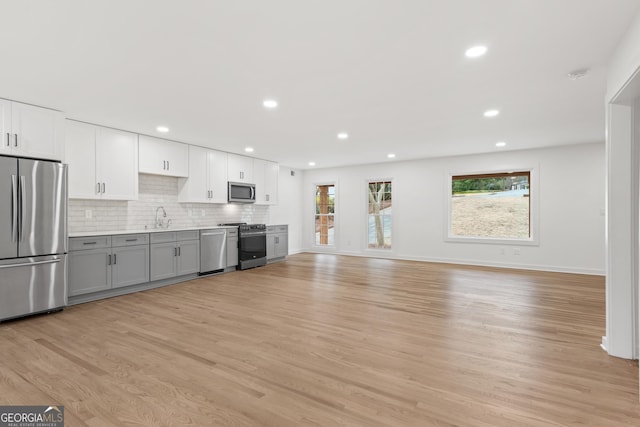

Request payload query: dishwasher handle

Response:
[201,232,226,236]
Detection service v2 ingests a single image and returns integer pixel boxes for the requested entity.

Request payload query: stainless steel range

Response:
[219,223,266,270]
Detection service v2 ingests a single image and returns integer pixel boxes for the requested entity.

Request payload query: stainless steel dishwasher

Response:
[199,229,227,274]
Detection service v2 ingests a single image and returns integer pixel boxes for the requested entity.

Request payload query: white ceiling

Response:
[0,0,638,169]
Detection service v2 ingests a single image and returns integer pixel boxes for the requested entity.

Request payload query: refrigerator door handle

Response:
[0,258,61,269]
[19,176,26,242]
[11,175,17,242]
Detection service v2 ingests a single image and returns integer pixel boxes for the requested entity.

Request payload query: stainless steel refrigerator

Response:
[0,156,67,321]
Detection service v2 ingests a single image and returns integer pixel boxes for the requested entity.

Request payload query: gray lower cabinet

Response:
[150,242,177,281]
[177,240,200,275]
[68,234,150,297]
[226,228,238,268]
[150,231,200,281]
[111,244,150,288]
[68,247,111,296]
[267,225,288,261]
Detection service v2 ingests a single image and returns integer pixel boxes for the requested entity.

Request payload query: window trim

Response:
[365,178,394,252]
[445,167,539,246]
[312,181,338,249]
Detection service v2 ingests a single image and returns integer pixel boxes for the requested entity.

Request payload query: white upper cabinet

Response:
[178,145,227,204]
[254,159,279,205]
[208,150,228,203]
[264,160,279,205]
[0,99,64,160]
[65,120,138,200]
[65,121,98,199]
[227,153,254,183]
[96,127,138,200]
[138,135,188,177]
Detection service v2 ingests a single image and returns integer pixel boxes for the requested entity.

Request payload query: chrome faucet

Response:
[155,206,167,228]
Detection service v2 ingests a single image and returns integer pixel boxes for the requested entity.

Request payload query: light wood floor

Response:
[1,253,638,426]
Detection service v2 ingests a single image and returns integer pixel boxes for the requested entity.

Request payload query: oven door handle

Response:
[201,232,226,236]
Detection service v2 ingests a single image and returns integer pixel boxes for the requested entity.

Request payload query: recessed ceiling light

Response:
[308,161,316,166]
[263,99,278,109]
[244,147,254,153]
[156,126,169,133]
[337,132,349,140]
[387,153,396,159]
[484,109,500,118]
[567,68,589,80]
[495,141,507,147]
[465,45,488,58]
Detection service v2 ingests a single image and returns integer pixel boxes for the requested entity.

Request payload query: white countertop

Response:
[69,225,238,238]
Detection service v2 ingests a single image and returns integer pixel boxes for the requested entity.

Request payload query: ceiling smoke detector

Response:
[567,68,589,80]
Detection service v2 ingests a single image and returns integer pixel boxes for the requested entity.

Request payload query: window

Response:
[315,184,335,245]
[368,180,392,249]
[450,171,530,240]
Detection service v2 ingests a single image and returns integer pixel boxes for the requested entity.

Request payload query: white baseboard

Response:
[601,336,609,352]
[298,249,605,276]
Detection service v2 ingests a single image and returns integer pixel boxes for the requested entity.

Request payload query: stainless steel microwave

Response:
[228,181,256,203]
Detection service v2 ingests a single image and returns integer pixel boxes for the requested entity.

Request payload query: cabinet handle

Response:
[113,254,117,264]
[125,238,137,242]
[174,247,177,257]
[5,133,9,147]
[163,160,166,170]
[107,254,111,265]
[83,241,97,245]
[178,246,181,256]
[266,194,269,202]
[167,161,170,170]
[102,182,106,193]
[13,134,18,147]
[96,183,101,194]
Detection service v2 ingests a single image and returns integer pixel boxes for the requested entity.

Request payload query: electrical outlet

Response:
[513,248,521,255]
[85,209,92,219]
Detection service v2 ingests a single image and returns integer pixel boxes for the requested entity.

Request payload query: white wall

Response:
[605,11,640,359]
[268,166,304,254]
[302,143,605,275]
[607,12,640,103]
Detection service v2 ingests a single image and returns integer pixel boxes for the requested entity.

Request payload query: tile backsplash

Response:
[68,174,269,233]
